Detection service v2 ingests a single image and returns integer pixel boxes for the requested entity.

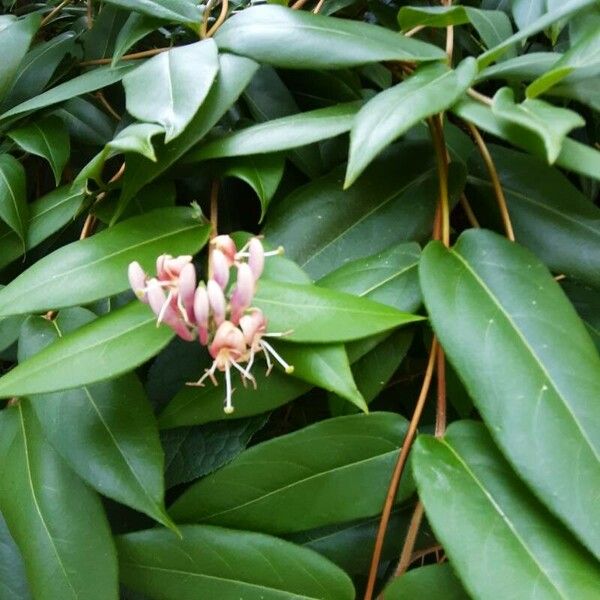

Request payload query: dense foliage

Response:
[0,0,598,598]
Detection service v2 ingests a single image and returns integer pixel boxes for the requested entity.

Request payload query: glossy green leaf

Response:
[0,298,24,354]
[346,59,475,186]
[20,309,173,529]
[0,512,31,600]
[491,87,584,163]
[117,525,355,600]
[123,40,219,142]
[512,0,546,30]
[221,153,285,221]
[188,102,360,161]
[54,97,115,146]
[0,64,135,121]
[0,14,40,105]
[420,230,600,556]
[162,415,268,488]
[477,52,560,82]
[0,302,174,398]
[116,53,258,221]
[0,154,27,244]
[452,97,600,180]
[0,401,118,600]
[467,145,600,287]
[383,564,468,599]
[562,281,600,351]
[112,13,163,66]
[169,413,414,533]
[104,0,202,25]
[0,208,209,316]
[8,115,70,185]
[265,142,464,278]
[253,279,422,343]
[1,31,76,110]
[413,422,600,598]
[0,183,86,270]
[215,5,446,69]
[478,0,597,67]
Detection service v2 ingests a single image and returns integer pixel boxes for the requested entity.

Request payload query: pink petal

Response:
[248,238,265,280]
[147,278,168,318]
[239,309,267,345]
[210,249,230,289]
[207,279,226,325]
[212,235,237,265]
[165,255,193,277]
[194,284,209,329]
[178,263,196,321]
[209,321,247,361]
[230,263,255,325]
[128,261,148,302]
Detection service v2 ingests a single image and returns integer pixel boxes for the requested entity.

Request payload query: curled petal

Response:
[239,309,267,346]
[212,235,237,265]
[209,320,247,363]
[178,263,196,321]
[248,238,265,280]
[230,263,255,325]
[210,249,230,289]
[164,255,193,278]
[147,278,168,319]
[155,254,170,280]
[207,279,226,325]
[128,261,148,302]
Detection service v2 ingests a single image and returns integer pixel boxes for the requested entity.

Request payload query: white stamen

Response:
[156,290,174,326]
[231,359,257,389]
[261,340,294,374]
[224,366,234,414]
[187,362,218,387]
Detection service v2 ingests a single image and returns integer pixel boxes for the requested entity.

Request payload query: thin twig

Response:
[95,92,121,121]
[201,0,216,38]
[467,87,493,106]
[40,0,71,27]
[207,179,220,279]
[79,47,170,67]
[395,501,425,577]
[466,122,515,241]
[435,345,447,437]
[403,25,425,37]
[460,193,480,228]
[313,0,325,14]
[206,0,229,37]
[363,339,438,600]
[428,115,451,247]
[291,0,311,9]
[86,0,93,29]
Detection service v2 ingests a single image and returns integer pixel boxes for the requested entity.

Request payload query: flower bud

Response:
[207,279,226,325]
[128,261,148,302]
[194,284,209,345]
[211,235,237,265]
[239,309,267,346]
[164,255,192,277]
[210,249,230,289]
[178,263,196,322]
[209,321,247,363]
[230,263,255,325]
[248,238,265,280]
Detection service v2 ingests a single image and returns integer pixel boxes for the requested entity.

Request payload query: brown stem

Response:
[313,0,325,14]
[466,122,515,241]
[363,339,438,600]
[290,0,311,9]
[467,87,493,106]
[95,91,121,121]
[79,47,170,67]
[207,179,220,279]
[435,346,447,437]
[460,193,480,228]
[428,115,451,247]
[403,25,425,37]
[40,0,72,27]
[206,0,229,37]
[395,501,425,577]
[86,0,93,29]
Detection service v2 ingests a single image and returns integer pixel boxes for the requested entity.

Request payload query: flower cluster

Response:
[128,236,293,414]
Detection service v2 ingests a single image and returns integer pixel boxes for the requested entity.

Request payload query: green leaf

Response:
[478,0,597,67]
[346,59,476,187]
[491,87,584,163]
[253,279,422,343]
[104,0,202,26]
[54,97,115,146]
[115,53,258,221]
[159,366,310,429]
[0,208,210,316]
[1,31,76,110]
[0,402,118,600]
[0,183,86,271]
[123,40,219,142]
[452,97,600,180]
[0,511,31,600]
[117,525,355,600]
[221,153,285,221]
[20,308,174,530]
[477,52,561,83]
[467,145,600,287]
[187,101,361,161]
[169,413,414,533]
[0,154,27,244]
[511,0,546,30]
[0,64,135,121]
[162,415,268,488]
[264,142,463,278]
[215,5,447,69]
[383,564,468,599]
[0,14,40,105]
[413,422,600,598]
[0,305,24,354]
[112,13,163,66]
[0,302,174,398]
[419,230,600,556]
[8,115,70,185]
[562,281,600,351]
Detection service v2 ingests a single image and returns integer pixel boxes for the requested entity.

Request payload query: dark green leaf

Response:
[0,401,118,600]
[104,0,202,26]
[112,13,163,66]
[253,279,422,343]
[413,422,600,598]
[123,40,219,142]
[20,309,174,530]
[0,302,174,398]
[562,281,600,351]
[383,564,467,599]
[346,59,475,186]
[511,0,546,30]
[8,115,70,185]
[117,525,355,599]
[215,5,446,69]
[0,511,31,600]
[420,230,600,556]
[0,154,27,244]
[82,5,128,61]
[0,208,209,316]
[169,413,414,534]
[54,97,115,147]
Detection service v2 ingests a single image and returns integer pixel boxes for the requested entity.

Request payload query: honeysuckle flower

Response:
[156,254,192,281]
[230,263,255,325]
[247,237,265,280]
[207,279,226,325]
[146,278,194,341]
[194,283,210,345]
[128,261,148,302]
[210,248,230,289]
[211,235,237,265]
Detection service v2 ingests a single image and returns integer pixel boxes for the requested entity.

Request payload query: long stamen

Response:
[243,348,256,378]
[261,344,273,375]
[176,292,192,325]
[260,340,294,374]
[231,359,257,389]
[224,365,234,414]
[187,362,218,387]
[157,290,174,326]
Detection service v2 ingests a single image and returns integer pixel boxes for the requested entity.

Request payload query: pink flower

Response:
[211,235,237,265]
[210,249,230,289]
[146,278,194,341]
[230,263,255,325]
[128,261,148,302]
[207,279,226,326]
[193,283,210,345]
